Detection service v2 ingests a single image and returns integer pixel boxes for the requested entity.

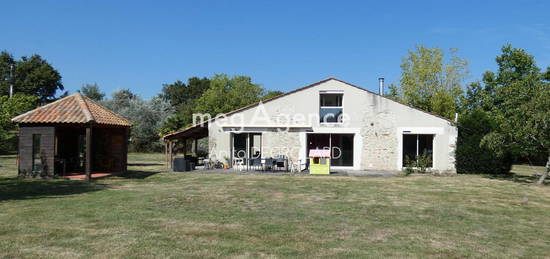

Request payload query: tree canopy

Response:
[0,94,38,153]
[0,51,64,103]
[79,83,105,101]
[102,89,174,152]
[160,74,279,135]
[160,77,210,108]
[390,46,468,119]
[194,74,265,115]
[262,90,284,100]
[474,45,550,183]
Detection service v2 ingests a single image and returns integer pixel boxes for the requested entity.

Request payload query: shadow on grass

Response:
[0,178,107,201]
[127,163,164,167]
[118,170,159,179]
[483,173,548,185]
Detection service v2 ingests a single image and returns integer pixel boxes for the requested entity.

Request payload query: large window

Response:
[32,134,42,172]
[402,134,434,167]
[307,133,354,166]
[320,93,343,123]
[233,133,262,160]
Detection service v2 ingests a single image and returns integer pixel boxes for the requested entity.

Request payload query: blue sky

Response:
[1,0,549,99]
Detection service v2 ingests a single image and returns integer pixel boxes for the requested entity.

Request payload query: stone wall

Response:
[359,104,398,170]
[261,130,301,163]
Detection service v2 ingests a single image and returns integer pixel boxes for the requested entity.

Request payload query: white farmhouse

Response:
[164,78,457,173]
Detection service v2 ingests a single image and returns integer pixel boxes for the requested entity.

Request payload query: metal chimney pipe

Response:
[378,78,384,95]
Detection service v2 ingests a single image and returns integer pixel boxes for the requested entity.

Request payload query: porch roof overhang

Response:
[163,123,209,141]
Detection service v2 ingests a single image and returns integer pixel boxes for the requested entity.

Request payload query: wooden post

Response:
[194,138,198,156]
[183,139,187,156]
[164,141,168,169]
[85,126,92,180]
[168,141,173,170]
[123,127,129,174]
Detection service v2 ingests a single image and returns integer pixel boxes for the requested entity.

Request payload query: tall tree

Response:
[79,83,105,101]
[160,77,210,108]
[393,46,468,119]
[479,45,550,184]
[158,77,211,135]
[194,74,265,116]
[107,88,137,111]
[385,83,401,101]
[0,51,15,97]
[160,74,282,135]
[0,51,64,102]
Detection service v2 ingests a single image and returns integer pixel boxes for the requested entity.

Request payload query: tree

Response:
[0,51,15,97]
[107,89,137,111]
[0,94,38,153]
[460,81,494,113]
[478,45,550,184]
[158,77,211,135]
[160,77,210,108]
[392,46,468,119]
[262,90,284,100]
[385,83,401,101]
[0,51,64,102]
[79,83,105,101]
[194,74,265,115]
[102,90,174,152]
[160,74,278,135]
[455,108,512,174]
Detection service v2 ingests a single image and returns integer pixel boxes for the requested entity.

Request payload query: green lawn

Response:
[0,153,549,258]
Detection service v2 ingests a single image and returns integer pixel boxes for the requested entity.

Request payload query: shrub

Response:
[455,109,512,174]
[404,152,432,175]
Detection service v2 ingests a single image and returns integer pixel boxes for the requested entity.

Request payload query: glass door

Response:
[307,133,354,167]
[232,133,262,165]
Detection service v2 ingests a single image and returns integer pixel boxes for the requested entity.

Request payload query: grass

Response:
[0,153,549,258]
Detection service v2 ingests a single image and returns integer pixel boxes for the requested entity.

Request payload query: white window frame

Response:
[319,91,344,124]
[396,127,442,170]
[401,133,434,168]
[300,127,362,170]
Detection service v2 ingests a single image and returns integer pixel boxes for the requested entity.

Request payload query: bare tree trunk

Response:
[537,153,550,185]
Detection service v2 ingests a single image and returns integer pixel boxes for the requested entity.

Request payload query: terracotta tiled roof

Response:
[12,93,132,126]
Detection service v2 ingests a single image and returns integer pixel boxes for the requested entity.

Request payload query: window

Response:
[320,93,343,123]
[232,133,262,160]
[32,134,42,172]
[307,133,354,166]
[402,134,434,167]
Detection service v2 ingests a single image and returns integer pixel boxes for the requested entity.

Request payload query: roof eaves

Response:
[163,122,208,140]
[11,94,72,122]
